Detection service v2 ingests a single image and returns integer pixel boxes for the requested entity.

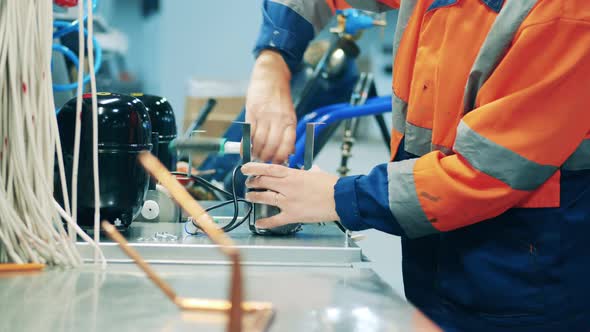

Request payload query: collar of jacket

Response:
[427,0,503,13]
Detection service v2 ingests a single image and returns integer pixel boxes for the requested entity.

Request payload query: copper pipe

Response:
[122,152,275,331]
[102,221,271,312]
[0,263,45,273]
[174,298,272,312]
[102,222,178,303]
[137,152,244,331]
[228,253,243,332]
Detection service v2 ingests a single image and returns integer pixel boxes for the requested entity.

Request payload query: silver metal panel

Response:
[0,264,440,332]
[304,123,316,170]
[77,222,362,265]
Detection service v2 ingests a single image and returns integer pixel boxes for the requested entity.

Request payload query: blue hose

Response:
[53,19,84,39]
[295,96,390,139]
[52,34,102,92]
[289,99,392,168]
[52,0,101,92]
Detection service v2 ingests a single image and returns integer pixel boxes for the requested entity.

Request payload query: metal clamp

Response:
[304,122,323,171]
[247,123,324,236]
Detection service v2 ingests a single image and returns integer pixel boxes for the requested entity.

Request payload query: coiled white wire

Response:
[0,0,105,267]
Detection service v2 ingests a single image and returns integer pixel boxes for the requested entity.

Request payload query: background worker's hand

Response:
[242,163,340,229]
[246,50,297,164]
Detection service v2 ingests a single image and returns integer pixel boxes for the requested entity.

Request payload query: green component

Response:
[218,138,227,155]
[168,139,176,152]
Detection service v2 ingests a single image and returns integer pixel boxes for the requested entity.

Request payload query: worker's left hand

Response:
[242,162,340,229]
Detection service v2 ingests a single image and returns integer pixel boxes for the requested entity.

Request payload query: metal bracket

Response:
[186,130,206,176]
[304,122,323,171]
[237,122,251,164]
[248,123,323,235]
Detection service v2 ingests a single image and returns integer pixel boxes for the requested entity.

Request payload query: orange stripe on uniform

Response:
[412,152,529,232]
[390,129,404,161]
[376,0,401,8]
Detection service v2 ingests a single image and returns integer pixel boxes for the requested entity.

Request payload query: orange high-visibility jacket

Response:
[254,0,590,330]
[255,0,590,235]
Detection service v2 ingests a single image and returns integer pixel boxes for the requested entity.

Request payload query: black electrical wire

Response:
[173,166,252,235]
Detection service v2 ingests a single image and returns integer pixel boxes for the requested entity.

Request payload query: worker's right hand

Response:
[246,50,297,164]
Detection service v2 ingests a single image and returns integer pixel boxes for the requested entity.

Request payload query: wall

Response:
[98,0,162,95]
[101,0,260,128]
[158,0,261,128]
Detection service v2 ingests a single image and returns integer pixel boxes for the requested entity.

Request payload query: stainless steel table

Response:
[1,217,440,331]
[0,264,438,332]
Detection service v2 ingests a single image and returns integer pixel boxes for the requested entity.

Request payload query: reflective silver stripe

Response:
[405,122,432,157]
[390,1,417,141]
[463,0,539,113]
[454,121,557,191]
[391,0,456,157]
[388,159,438,238]
[392,0,417,65]
[346,0,397,12]
[391,93,407,133]
[563,140,590,171]
[269,0,333,33]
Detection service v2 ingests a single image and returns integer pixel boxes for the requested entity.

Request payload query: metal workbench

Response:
[77,221,362,266]
[0,217,440,332]
[0,263,440,332]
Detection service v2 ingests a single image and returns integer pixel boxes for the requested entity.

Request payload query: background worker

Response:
[244,0,590,331]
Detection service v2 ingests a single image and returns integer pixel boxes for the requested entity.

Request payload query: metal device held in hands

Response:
[248,123,320,236]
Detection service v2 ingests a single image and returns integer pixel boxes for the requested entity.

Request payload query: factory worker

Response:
[242,0,590,331]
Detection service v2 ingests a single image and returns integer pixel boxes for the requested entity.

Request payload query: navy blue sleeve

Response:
[253,1,316,73]
[334,163,405,236]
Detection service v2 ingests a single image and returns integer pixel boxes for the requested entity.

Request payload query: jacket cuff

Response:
[253,1,314,73]
[335,164,406,236]
[334,176,369,231]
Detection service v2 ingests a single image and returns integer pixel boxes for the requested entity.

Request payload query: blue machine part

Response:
[336,9,380,35]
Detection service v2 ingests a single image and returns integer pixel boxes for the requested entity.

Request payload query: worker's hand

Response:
[246,50,297,164]
[242,163,340,229]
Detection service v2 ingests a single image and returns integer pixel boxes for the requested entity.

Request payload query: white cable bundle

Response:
[0,0,104,266]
